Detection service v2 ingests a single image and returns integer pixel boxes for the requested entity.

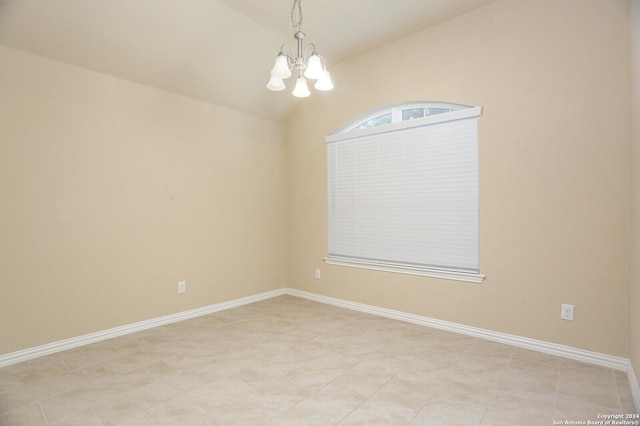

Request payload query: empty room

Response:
[1,0,639,424]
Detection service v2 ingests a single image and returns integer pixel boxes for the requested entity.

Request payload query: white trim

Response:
[325,106,482,143]
[2,285,638,412]
[0,289,285,368]
[284,288,630,372]
[323,257,485,284]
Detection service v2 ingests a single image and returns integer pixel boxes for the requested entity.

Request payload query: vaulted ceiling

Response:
[0,0,496,121]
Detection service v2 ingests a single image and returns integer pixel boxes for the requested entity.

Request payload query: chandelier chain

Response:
[291,0,303,30]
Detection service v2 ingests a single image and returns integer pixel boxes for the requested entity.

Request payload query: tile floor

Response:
[0,295,637,425]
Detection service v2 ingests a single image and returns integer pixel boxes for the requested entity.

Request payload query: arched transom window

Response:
[346,102,464,131]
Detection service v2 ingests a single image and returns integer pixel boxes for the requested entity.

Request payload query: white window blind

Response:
[326,106,481,279]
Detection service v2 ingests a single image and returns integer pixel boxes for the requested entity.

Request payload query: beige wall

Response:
[0,0,634,366]
[630,0,640,383]
[286,0,630,356]
[0,46,287,355]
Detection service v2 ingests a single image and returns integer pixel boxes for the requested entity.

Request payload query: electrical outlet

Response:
[314,269,321,279]
[561,303,574,321]
[178,280,186,294]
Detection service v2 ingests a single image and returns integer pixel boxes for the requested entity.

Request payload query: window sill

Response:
[323,257,485,284]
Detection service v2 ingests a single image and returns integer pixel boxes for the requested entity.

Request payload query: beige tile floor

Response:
[0,295,637,425]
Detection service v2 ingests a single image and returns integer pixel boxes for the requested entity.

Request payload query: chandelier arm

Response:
[280,43,296,64]
[318,54,327,69]
[303,43,318,60]
[280,43,296,69]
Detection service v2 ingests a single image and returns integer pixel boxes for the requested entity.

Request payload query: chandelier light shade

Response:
[267,73,286,91]
[315,69,334,91]
[272,54,292,79]
[292,76,311,97]
[304,54,323,79]
[267,0,333,97]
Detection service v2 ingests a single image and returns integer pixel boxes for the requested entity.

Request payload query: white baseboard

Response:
[0,288,285,368]
[284,288,630,372]
[285,288,640,412]
[1,285,638,413]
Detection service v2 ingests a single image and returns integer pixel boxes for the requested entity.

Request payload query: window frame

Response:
[324,102,485,284]
[333,102,469,133]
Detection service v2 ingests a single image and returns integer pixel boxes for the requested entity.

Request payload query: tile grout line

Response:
[332,360,400,425]
[89,406,105,426]
[38,401,48,425]
[552,356,565,421]
[477,351,516,426]
[1,296,634,424]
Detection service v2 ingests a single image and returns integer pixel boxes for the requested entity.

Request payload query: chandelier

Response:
[266,0,333,97]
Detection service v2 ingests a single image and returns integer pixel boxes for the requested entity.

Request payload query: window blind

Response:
[326,110,480,274]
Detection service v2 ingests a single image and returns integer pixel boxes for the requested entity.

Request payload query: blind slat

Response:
[327,114,480,273]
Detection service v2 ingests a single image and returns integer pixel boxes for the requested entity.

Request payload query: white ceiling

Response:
[0,0,496,121]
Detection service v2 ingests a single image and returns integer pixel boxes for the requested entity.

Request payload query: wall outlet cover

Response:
[561,303,574,321]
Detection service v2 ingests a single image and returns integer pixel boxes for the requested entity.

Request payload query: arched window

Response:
[342,102,465,131]
[325,102,484,283]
